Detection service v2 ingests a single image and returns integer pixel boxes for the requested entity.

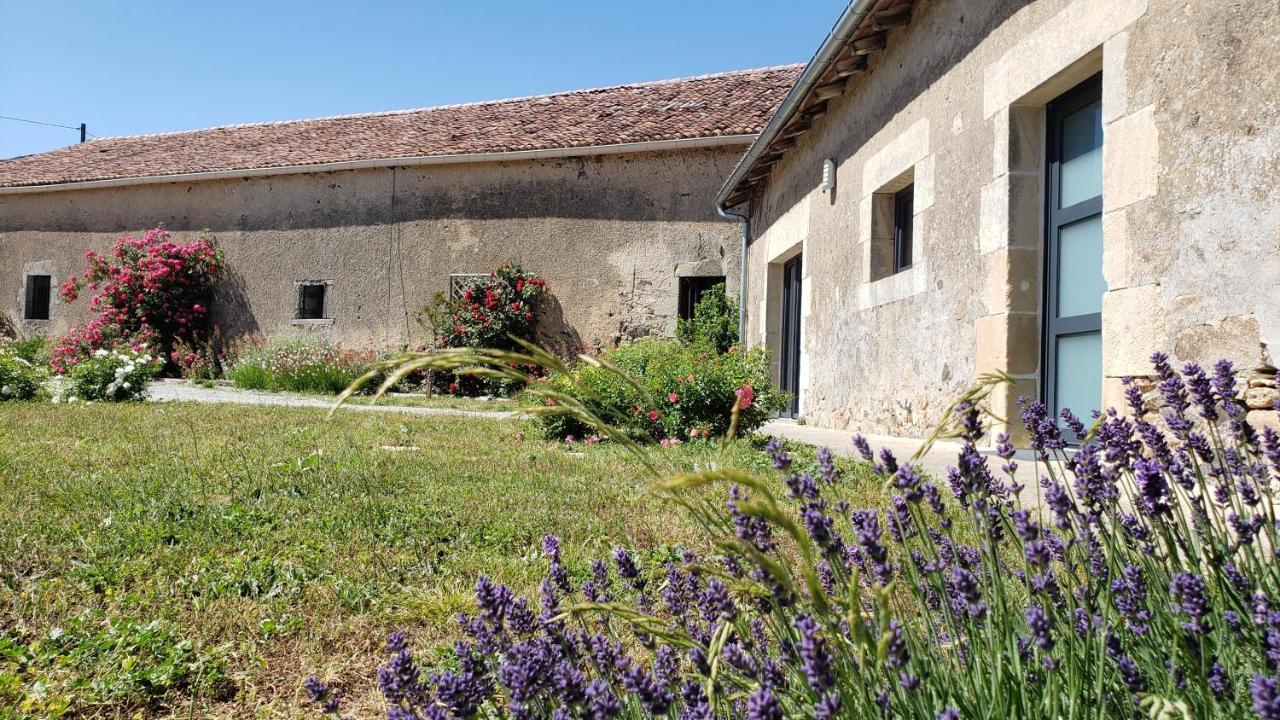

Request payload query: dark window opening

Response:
[297,284,327,320]
[678,276,725,321]
[893,184,914,274]
[24,275,51,320]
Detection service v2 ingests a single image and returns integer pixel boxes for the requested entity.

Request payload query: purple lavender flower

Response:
[699,578,735,622]
[619,659,672,714]
[1021,397,1065,456]
[850,509,892,584]
[1213,359,1241,418]
[885,619,909,669]
[817,446,838,484]
[729,485,775,553]
[611,546,648,596]
[794,614,834,691]
[1170,572,1212,635]
[378,647,423,706]
[303,676,340,714]
[680,681,713,720]
[1060,407,1087,439]
[543,535,572,594]
[765,437,791,470]
[498,636,559,714]
[950,567,987,620]
[1115,653,1147,693]
[1253,674,1280,720]
[1134,458,1172,518]
[1025,603,1054,652]
[937,709,960,720]
[746,687,783,720]
[722,642,758,676]
[582,558,614,603]
[1183,362,1219,421]
[1111,565,1151,635]
[1208,661,1233,699]
[584,679,621,720]
[893,462,924,502]
[813,692,841,719]
[785,472,819,500]
[851,434,874,461]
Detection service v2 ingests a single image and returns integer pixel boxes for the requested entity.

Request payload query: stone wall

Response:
[0,146,745,352]
[741,0,1280,440]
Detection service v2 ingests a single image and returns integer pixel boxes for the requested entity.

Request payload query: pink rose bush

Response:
[52,228,221,375]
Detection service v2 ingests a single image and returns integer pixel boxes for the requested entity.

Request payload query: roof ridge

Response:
[85,64,806,144]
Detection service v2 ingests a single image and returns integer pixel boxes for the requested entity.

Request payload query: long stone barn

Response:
[0,66,800,352]
[717,0,1279,440]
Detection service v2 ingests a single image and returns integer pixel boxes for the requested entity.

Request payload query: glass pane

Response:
[1059,99,1102,208]
[1055,331,1102,430]
[1057,215,1106,318]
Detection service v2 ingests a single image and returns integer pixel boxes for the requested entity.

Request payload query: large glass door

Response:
[779,255,802,418]
[1044,75,1105,435]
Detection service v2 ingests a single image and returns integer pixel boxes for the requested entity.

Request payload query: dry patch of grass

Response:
[0,402,880,718]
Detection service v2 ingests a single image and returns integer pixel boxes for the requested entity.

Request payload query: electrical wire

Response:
[0,114,97,138]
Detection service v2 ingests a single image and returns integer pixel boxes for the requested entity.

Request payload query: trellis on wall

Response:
[449,273,489,301]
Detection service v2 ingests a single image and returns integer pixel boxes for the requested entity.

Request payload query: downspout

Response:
[717,203,751,343]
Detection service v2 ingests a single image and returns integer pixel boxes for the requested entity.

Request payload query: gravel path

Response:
[146,379,516,419]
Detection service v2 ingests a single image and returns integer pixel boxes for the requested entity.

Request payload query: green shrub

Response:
[224,336,373,394]
[676,282,739,353]
[7,336,50,365]
[534,338,784,442]
[57,347,159,402]
[0,343,46,401]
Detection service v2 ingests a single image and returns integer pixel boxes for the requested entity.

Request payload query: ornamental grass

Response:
[310,348,1280,720]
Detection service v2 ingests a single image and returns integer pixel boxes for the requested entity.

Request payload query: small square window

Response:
[297,284,327,320]
[893,184,914,274]
[678,276,725,321]
[24,274,51,320]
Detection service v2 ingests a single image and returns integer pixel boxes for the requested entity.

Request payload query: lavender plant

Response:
[310,351,1280,719]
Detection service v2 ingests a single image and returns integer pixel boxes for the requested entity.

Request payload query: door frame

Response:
[779,254,803,418]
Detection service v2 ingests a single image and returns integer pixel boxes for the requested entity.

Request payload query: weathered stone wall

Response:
[0,146,744,352]
[742,0,1279,439]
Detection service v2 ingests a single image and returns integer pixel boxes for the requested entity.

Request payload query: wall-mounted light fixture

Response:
[821,158,836,193]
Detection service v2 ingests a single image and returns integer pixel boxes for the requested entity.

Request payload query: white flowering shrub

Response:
[0,344,45,400]
[58,347,160,402]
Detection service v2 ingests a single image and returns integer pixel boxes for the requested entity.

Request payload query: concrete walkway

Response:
[761,419,1057,508]
[145,379,515,419]
[761,419,968,480]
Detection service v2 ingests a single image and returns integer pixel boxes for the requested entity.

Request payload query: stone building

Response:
[719,0,1280,439]
[0,66,799,351]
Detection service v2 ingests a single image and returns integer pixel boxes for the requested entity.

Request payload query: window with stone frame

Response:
[677,276,726,321]
[296,283,328,320]
[869,168,916,281]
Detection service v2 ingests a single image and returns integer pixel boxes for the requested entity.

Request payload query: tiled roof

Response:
[0,65,802,189]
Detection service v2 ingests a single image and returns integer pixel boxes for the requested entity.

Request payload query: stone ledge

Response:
[853,260,929,311]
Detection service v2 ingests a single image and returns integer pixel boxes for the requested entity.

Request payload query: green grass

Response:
[0,401,880,718]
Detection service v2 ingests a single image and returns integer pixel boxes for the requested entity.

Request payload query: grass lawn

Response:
[0,402,879,718]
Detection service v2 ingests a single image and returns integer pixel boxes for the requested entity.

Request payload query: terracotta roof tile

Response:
[0,65,802,189]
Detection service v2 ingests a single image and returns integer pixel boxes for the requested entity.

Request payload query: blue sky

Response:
[0,1,847,160]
